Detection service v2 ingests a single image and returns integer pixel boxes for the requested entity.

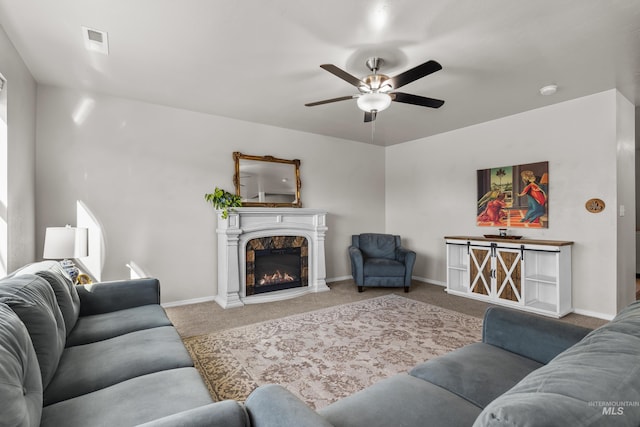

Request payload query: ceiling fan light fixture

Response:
[379,83,393,93]
[357,93,392,113]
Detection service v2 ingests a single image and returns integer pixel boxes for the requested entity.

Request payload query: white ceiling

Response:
[1,0,639,146]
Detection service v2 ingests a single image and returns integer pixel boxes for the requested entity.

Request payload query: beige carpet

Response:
[182,294,483,409]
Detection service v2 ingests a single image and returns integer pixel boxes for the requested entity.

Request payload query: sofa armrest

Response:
[348,246,364,285]
[395,247,412,262]
[396,247,416,286]
[76,278,161,315]
[135,401,249,427]
[245,384,334,427]
[482,306,593,364]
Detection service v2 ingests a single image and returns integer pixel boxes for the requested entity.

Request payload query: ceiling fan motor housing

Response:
[360,57,392,93]
[360,74,392,93]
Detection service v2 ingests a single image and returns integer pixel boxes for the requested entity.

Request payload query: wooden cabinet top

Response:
[445,236,574,246]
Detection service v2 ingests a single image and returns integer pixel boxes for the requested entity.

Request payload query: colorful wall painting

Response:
[477,161,548,228]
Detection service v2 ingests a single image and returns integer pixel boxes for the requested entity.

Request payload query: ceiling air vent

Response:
[82,26,109,55]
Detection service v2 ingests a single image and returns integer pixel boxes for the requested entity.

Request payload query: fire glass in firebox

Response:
[253,247,302,294]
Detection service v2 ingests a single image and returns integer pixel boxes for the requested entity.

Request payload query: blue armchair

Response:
[349,233,416,293]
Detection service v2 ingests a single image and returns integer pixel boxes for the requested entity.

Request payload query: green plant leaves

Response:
[204,187,242,219]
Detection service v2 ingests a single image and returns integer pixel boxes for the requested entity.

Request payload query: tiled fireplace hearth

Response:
[215,208,329,308]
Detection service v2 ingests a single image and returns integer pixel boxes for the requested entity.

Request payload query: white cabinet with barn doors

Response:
[445,236,573,318]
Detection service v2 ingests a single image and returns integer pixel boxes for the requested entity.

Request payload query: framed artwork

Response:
[477,161,548,228]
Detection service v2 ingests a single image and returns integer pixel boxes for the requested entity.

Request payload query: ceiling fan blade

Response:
[389,60,442,90]
[391,92,445,108]
[305,95,357,107]
[320,64,366,88]
[364,111,377,122]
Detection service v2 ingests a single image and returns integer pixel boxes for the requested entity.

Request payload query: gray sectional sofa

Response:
[248,301,640,427]
[0,261,251,427]
[3,260,640,427]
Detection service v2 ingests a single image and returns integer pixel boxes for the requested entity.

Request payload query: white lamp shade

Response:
[43,227,88,259]
[357,93,392,112]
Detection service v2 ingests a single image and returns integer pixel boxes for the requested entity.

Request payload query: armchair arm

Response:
[396,247,416,287]
[348,246,364,285]
[135,401,249,427]
[76,278,161,316]
[245,384,334,427]
[483,306,593,364]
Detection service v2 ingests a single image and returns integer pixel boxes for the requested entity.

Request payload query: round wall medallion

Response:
[585,198,605,213]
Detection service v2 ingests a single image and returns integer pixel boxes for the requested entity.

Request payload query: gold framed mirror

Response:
[233,152,301,207]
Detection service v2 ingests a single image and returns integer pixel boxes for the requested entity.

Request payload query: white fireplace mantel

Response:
[215,208,329,308]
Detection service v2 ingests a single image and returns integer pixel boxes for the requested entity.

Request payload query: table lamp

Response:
[43,226,88,282]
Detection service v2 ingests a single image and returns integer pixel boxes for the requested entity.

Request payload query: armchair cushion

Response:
[353,233,398,259]
[363,258,405,277]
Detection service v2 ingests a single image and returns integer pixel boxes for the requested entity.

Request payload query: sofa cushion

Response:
[482,306,592,364]
[410,342,543,408]
[0,303,43,427]
[65,304,172,347]
[363,258,405,277]
[44,325,194,405]
[136,401,249,427]
[0,275,66,389]
[474,301,640,426]
[245,384,333,427]
[319,373,482,427]
[356,234,397,259]
[12,261,80,336]
[41,368,214,427]
[76,278,161,316]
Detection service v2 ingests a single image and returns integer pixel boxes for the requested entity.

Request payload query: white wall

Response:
[0,24,37,271]
[386,90,633,319]
[635,107,640,275]
[35,85,385,303]
[616,92,636,311]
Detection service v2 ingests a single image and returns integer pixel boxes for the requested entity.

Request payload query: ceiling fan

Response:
[305,57,444,122]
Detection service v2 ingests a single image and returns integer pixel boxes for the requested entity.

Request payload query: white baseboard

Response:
[572,308,615,321]
[161,296,216,308]
[326,275,446,287]
[326,275,353,283]
[412,276,446,287]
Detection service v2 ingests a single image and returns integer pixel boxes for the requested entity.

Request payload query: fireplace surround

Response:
[215,208,329,308]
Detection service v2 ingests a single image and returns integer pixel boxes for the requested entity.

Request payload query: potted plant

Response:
[204,187,242,219]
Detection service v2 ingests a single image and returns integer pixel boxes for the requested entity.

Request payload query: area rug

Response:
[182,294,483,409]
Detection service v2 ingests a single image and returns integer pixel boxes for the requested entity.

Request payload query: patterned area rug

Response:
[183,294,483,409]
